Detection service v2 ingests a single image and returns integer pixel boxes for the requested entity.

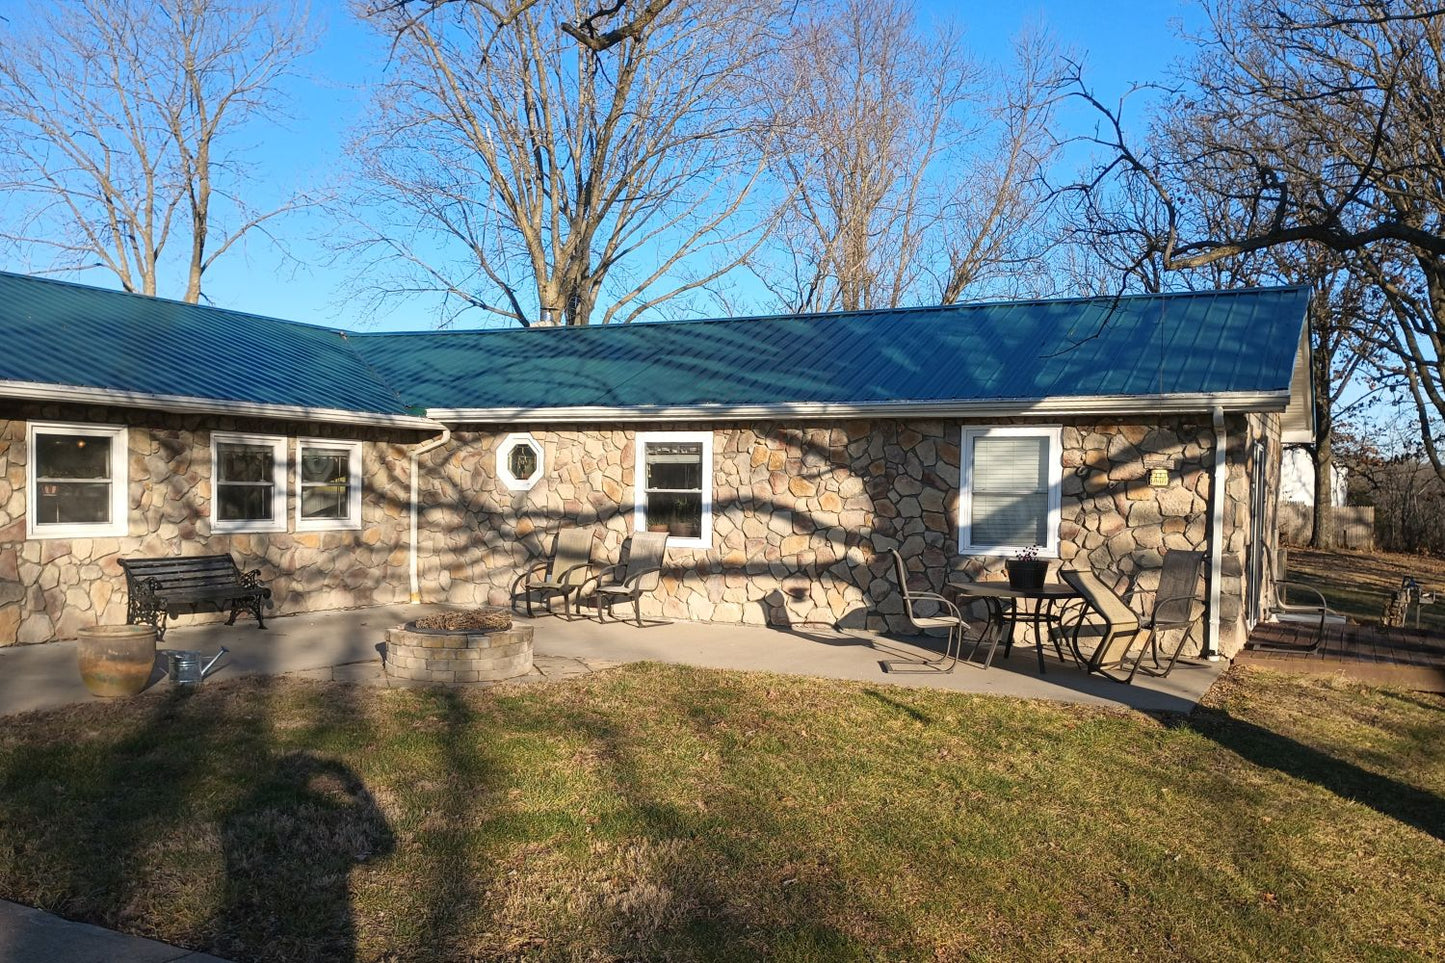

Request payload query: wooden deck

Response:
[1240,620,1445,692]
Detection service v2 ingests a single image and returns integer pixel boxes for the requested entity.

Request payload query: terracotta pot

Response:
[77,624,157,697]
[1005,559,1049,592]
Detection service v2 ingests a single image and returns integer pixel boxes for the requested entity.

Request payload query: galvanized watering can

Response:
[166,647,228,686]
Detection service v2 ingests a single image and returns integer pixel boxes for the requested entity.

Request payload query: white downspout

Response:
[409,426,452,604]
[1206,405,1226,660]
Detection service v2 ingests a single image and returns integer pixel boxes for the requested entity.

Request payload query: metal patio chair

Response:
[516,527,598,618]
[1125,549,1207,678]
[584,531,669,625]
[1253,549,1338,652]
[879,549,978,673]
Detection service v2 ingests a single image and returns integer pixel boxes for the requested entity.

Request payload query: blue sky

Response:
[3,0,1203,331]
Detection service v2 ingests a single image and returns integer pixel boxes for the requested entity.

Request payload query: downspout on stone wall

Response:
[410,426,452,604]
[1205,405,1226,659]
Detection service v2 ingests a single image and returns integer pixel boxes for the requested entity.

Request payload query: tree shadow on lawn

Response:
[0,675,403,963]
[1178,705,1445,842]
[534,681,918,960]
[0,685,206,946]
[214,749,393,962]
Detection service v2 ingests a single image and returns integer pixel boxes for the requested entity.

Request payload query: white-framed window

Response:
[959,425,1063,558]
[497,432,544,491]
[26,421,129,539]
[634,430,712,549]
[296,438,363,531]
[211,432,287,534]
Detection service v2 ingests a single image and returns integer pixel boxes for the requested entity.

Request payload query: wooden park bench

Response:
[119,554,272,639]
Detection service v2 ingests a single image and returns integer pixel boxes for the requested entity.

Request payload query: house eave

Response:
[0,379,441,430]
[426,391,1292,425]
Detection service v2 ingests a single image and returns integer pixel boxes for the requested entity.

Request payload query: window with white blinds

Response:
[959,426,1062,556]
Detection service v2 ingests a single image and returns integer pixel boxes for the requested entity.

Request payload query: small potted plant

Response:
[1005,545,1048,592]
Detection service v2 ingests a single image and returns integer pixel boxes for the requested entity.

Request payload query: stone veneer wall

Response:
[0,402,424,645]
[418,414,1273,656]
[0,404,1280,656]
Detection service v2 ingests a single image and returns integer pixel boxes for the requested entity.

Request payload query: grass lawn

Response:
[1287,546,1445,631]
[0,664,1441,961]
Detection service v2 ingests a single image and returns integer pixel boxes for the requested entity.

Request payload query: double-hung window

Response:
[26,422,129,538]
[297,438,362,531]
[634,431,712,549]
[959,426,1062,557]
[212,432,286,533]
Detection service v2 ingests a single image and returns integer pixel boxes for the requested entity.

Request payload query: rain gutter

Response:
[0,378,440,430]
[424,390,1291,425]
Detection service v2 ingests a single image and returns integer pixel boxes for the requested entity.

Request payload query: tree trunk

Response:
[1310,432,1335,548]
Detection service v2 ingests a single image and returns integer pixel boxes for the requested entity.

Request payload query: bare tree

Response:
[375,0,675,52]
[1063,0,1445,479]
[753,0,1060,313]
[0,0,315,302]
[348,0,785,327]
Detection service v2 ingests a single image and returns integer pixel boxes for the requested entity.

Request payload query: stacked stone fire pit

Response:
[385,606,534,683]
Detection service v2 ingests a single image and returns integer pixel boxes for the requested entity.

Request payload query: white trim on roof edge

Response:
[425,390,1293,424]
[0,379,442,430]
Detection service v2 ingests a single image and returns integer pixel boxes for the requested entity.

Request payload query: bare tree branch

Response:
[346,0,785,326]
[0,0,317,302]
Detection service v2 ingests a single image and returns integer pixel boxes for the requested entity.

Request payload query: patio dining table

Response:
[945,580,1082,673]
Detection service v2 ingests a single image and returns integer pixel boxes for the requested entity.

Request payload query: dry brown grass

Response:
[1288,546,1445,629]
[0,665,1440,961]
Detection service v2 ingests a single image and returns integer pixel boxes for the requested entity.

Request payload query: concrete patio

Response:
[0,604,1224,716]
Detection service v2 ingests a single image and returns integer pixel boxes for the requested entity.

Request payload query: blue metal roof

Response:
[353,287,1310,411]
[0,272,410,416]
[0,271,1309,419]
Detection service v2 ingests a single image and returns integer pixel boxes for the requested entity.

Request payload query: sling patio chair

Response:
[878,549,980,673]
[582,531,669,625]
[1124,549,1208,678]
[1057,567,1151,684]
[515,526,598,618]
[1252,549,1341,652]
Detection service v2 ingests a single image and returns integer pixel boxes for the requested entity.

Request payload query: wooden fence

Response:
[1278,502,1375,550]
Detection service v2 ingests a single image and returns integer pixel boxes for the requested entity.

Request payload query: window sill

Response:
[26,522,127,540]
[211,520,287,535]
[296,519,362,533]
[962,547,1061,560]
[661,537,710,550]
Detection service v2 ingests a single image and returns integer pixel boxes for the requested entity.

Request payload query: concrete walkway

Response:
[0,603,1223,716]
[0,900,230,963]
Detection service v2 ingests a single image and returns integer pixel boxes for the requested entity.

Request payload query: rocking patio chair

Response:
[516,527,598,618]
[1253,549,1340,652]
[878,549,978,673]
[583,531,669,625]
[1125,549,1207,678]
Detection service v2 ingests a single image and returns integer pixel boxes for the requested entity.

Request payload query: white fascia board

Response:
[0,379,442,430]
[427,391,1292,425]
